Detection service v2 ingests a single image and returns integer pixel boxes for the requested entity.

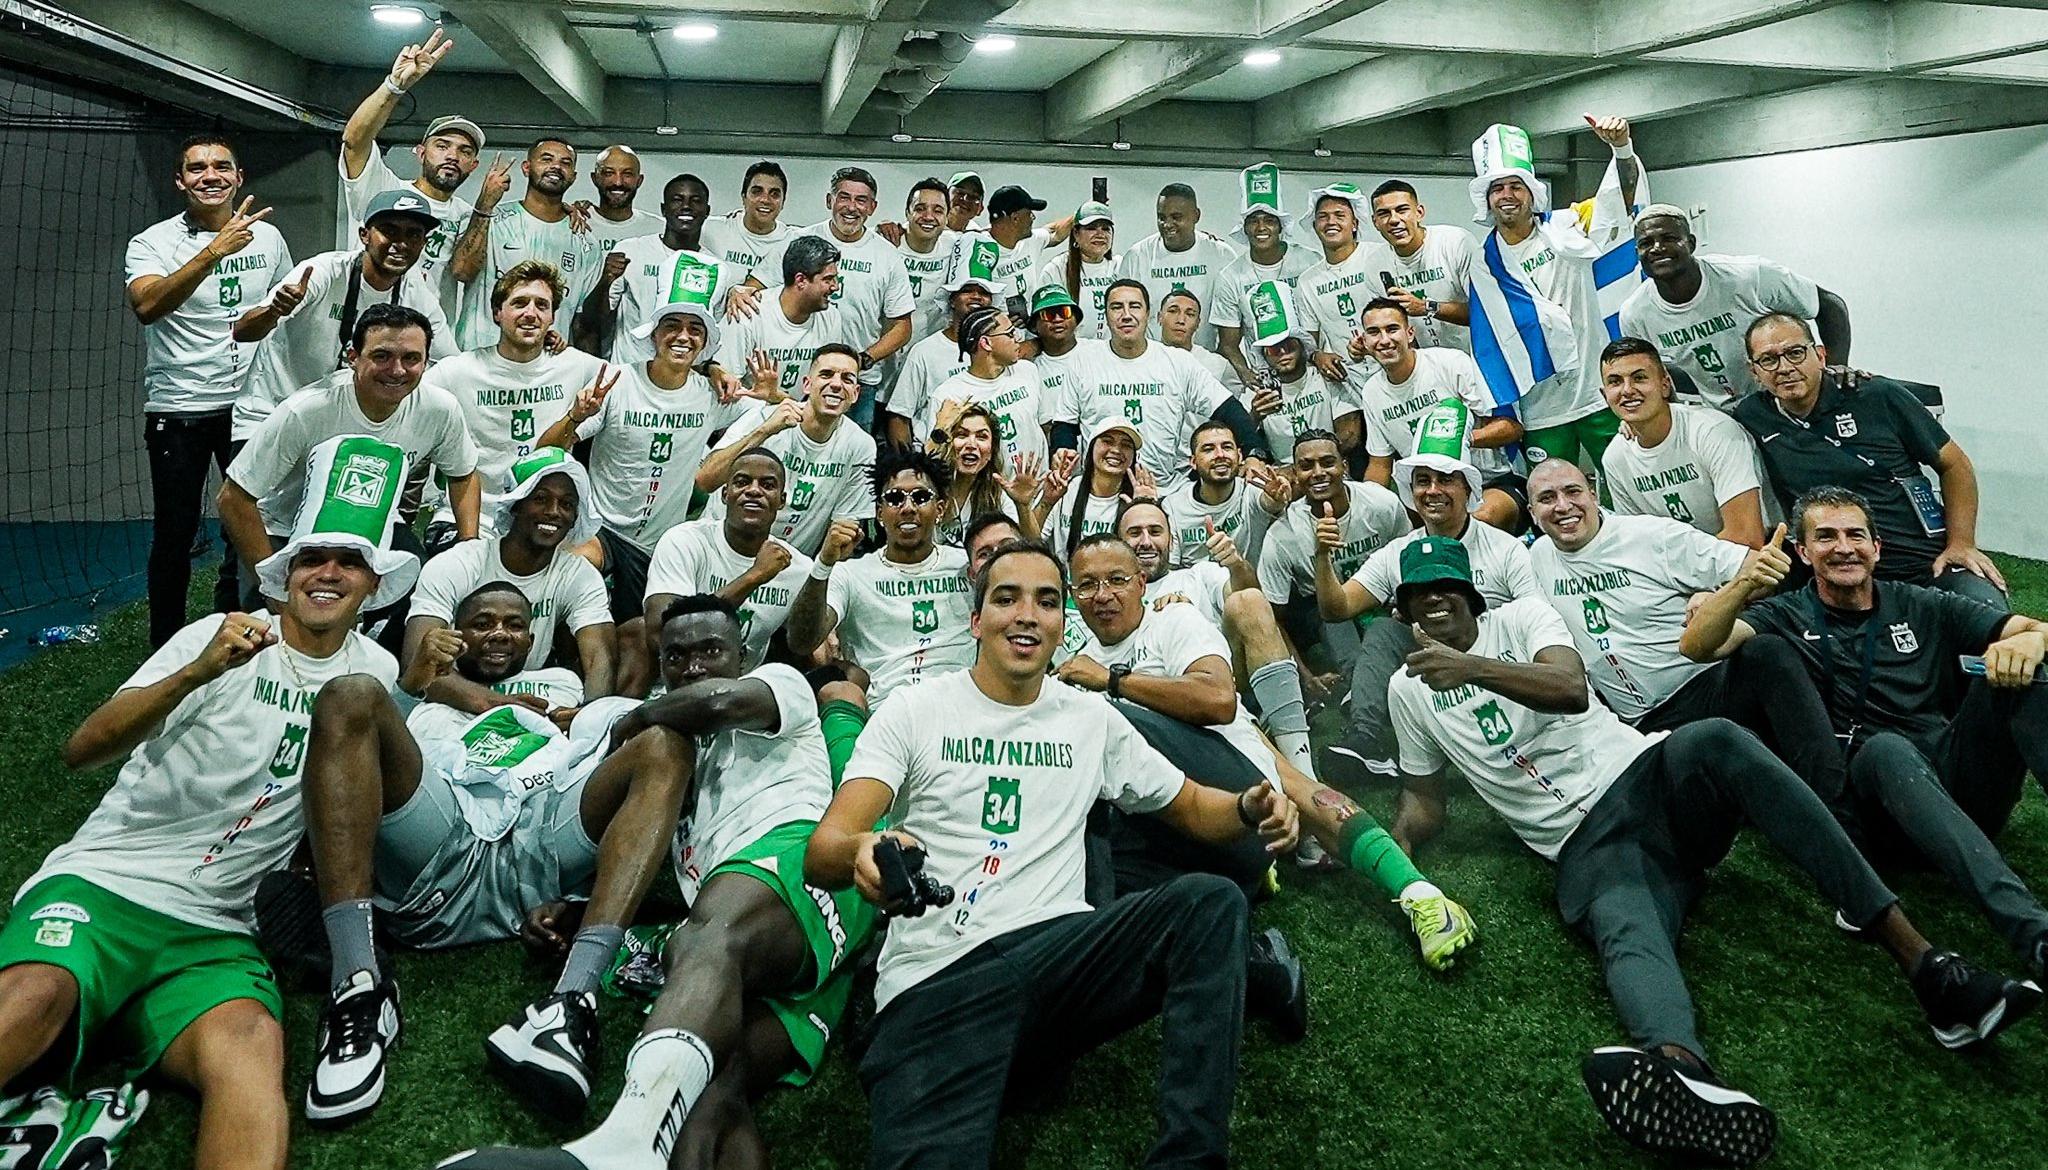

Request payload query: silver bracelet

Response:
[383,75,406,96]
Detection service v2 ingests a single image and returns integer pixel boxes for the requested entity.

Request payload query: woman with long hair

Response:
[927,400,1042,547]
[1037,202,1116,340]
[1039,418,1155,561]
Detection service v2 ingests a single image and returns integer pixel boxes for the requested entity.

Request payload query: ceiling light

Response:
[671,22,718,41]
[975,35,1017,53]
[1243,49,1282,67]
[654,125,679,136]
[1312,138,1332,158]
[891,118,913,144]
[370,4,426,26]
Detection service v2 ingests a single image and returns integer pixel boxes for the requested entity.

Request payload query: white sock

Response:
[562,1029,714,1170]
[1399,880,1442,902]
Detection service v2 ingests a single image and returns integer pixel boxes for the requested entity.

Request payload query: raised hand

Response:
[1405,624,1478,691]
[820,519,862,566]
[996,452,1044,507]
[414,626,465,679]
[1736,522,1792,597]
[1346,330,1371,362]
[1585,113,1632,149]
[206,197,273,262]
[743,349,786,402]
[270,266,314,318]
[568,364,620,425]
[1313,500,1343,554]
[1203,517,1245,569]
[1250,461,1293,511]
[598,251,628,286]
[1241,780,1300,854]
[389,28,454,91]
[1130,462,1159,500]
[932,397,969,440]
[1250,384,1284,420]
[476,153,512,211]
[761,398,805,435]
[751,539,794,581]
[196,612,277,680]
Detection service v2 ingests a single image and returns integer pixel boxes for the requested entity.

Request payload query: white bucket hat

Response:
[1247,280,1311,351]
[630,250,724,354]
[1393,400,1484,508]
[492,447,600,549]
[1468,122,1552,226]
[1297,180,1369,239]
[257,435,421,610]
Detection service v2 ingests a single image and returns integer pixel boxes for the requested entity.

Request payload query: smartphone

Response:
[1380,270,1399,292]
[1960,655,2047,683]
[1092,176,1109,204]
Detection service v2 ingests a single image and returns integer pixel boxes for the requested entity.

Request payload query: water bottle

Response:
[33,624,101,648]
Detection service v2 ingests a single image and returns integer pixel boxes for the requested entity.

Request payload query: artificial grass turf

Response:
[3,559,2047,1168]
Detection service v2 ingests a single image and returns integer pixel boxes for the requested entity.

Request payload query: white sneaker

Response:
[306,970,401,1127]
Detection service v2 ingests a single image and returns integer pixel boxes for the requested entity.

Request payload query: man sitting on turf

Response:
[1683,485,2048,985]
[407,448,616,720]
[1063,533,1476,972]
[0,436,424,1160]
[1385,534,2038,1167]
[440,594,877,1170]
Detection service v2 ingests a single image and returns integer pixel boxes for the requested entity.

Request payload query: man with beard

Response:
[787,447,978,709]
[721,235,869,402]
[1163,419,1285,567]
[1621,205,1846,407]
[895,177,957,343]
[1117,183,1240,350]
[126,133,292,646]
[220,304,481,593]
[1212,163,1316,391]
[408,449,615,708]
[541,293,747,691]
[1350,299,1524,530]
[1684,486,2048,986]
[1386,536,2037,1167]
[0,451,416,1153]
[701,161,792,279]
[576,174,745,364]
[232,190,457,445]
[697,345,878,558]
[1315,404,1536,783]
[584,146,662,255]
[1240,281,1362,464]
[339,28,479,312]
[1364,180,1475,354]
[644,450,814,672]
[883,246,998,447]
[451,138,602,349]
[1597,338,1768,545]
[425,262,609,520]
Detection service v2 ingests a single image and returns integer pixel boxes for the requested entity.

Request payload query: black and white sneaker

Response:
[1912,949,2043,1050]
[306,970,402,1127]
[1321,735,1399,790]
[1581,1046,1776,1168]
[484,990,601,1116]
[435,1147,589,1169]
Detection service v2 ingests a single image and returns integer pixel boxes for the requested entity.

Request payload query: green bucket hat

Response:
[1395,534,1486,618]
[1298,180,1368,238]
[257,434,420,610]
[1029,283,1082,322]
[492,447,599,548]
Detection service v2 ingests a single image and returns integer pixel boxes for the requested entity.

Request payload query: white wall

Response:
[1659,126,2048,560]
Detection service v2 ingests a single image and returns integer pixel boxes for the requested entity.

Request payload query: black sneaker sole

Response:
[435,1147,589,1169]
[1581,1048,1777,1168]
[483,1032,592,1120]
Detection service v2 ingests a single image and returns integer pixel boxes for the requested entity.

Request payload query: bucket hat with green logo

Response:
[493,446,600,548]
[1393,399,1485,508]
[632,249,724,353]
[257,434,420,609]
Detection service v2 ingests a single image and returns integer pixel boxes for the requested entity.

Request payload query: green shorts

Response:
[708,820,878,1086]
[1523,408,1622,475]
[0,875,282,1083]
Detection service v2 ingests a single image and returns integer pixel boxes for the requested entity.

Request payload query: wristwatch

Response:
[929,428,951,446]
[858,350,877,372]
[1107,664,1132,699]
[1424,299,1440,319]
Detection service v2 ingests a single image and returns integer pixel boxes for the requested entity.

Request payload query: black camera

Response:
[874,836,955,917]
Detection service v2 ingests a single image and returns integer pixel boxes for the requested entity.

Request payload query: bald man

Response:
[585,145,662,255]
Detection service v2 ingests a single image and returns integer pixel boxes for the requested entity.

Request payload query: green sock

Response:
[1338,815,1426,901]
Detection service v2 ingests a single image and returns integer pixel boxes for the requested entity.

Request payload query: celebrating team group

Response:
[5,25,2048,1170]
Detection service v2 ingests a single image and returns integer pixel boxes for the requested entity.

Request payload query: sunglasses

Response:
[881,488,937,508]
[1036,306,1077,323]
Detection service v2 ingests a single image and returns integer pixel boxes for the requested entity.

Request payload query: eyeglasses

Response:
[1072,572,1136,599]
[880,488,937,508]
[1749,344,1811,371]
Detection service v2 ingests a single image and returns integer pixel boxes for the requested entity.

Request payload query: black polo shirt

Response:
[1744,580,2008,749]
[1732,375,1952,582]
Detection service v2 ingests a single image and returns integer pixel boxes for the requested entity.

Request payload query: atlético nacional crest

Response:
[336,453,392,508]
[1889,621,1918,654]
[1834,413,1858,438]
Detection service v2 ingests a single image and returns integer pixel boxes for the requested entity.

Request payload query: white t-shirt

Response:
[125,213,293,414]
[924,362,1052,469]
[1374,228,1479,353]
[1353,517,1539,612]
[1163,477,1273,568]
[1528,513,1750,721]
[1258,482,1411,607]
[1355,347,1511,478]
[228,370,480,533]
[1144,561,1231,629]
[846,670,1185,1008]
[606,239,743,366]
[576,365,745,551]
[1116,233,1241,349]
[895,230,956,342]
[1251,366,1362,463]
[825,545,978,707]
[409,539,611,670]
[700,404,877,557]
[1618,253,1821,408]
[339,151,472,313]
[454,203,605,350]
[1078,603,1277,780]
[1043,485,1125,560]
[233,250,458,440]
[887,329,968,428]
[988,229,1055,304]
[1034,256,1119,340]
[1388,597,1662,861]
[701,215,791,282]
[1063,342,1233,480]
[674,664,833,901]
[21,614,397,933]
[589,208,663,257]
[1602,403,1768,536]
[1295,244,1380,351]
[1026,340,1102,427]
[718,295,869,401]
[1210,246,1317,336]
[422,345,608,515]
[642,518,812,668]
[1496,226,1609,429]
[754,224,915,387]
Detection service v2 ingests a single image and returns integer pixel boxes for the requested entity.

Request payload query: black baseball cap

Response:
[988,185,1047,219]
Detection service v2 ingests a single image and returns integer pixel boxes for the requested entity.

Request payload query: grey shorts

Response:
[373,765,601,950]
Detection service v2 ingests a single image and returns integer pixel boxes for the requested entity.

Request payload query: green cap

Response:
[1029,283,1081,321]
[256,434,420,610]
[1248,280,1304,349]
[944,232,1002,293]
[1395,534,1486,616]
[1075,200,1113,225]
